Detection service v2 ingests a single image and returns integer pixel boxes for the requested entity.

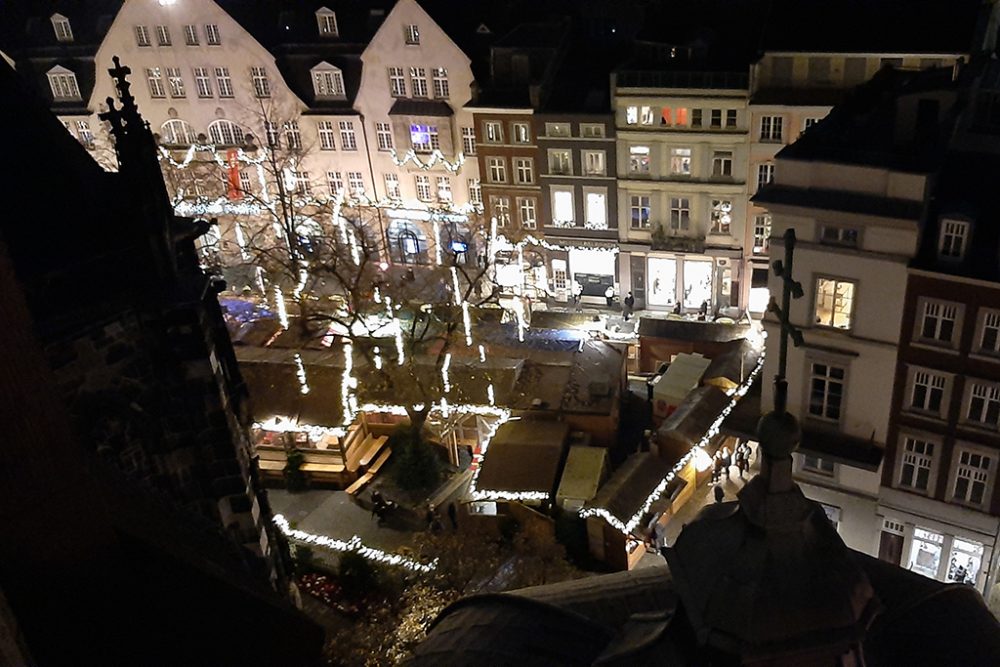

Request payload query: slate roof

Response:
[753,184,926,220]
[586,452,678,527]
[388,98,455,116]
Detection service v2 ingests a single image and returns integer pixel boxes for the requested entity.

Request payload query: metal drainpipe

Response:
[359,113,389,256]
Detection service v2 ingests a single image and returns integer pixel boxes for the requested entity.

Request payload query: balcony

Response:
[650,227,705,253]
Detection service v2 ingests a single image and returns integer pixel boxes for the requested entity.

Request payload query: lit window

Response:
[468,179,482,205]
[820,225,859,247]
[640,106,655,125]
[946,538,984,585]
[404,24,420,45]
[583,150,605,175]
[264,121,280,148]
[414,175,432,201]
[545,123,570,137]
[670,148,691,175]
[388,67,407,97]
[205,24,221,45]
[208,120,243,146]
[51,14,73,42]
[978,309,1000,354]
[909,369,947,414]
[432,67,449,99]
[630,195,651,229]
[753,215,771,254]
[409,124,438,153]
[586,191,607,228]
[898,436,935,493]
[757,163,774,190]
[761,115,783,141]
[484,121,503,143]
[409,68,428,97]
[146,67,166,98]
[193,67,212,98]
[135,25,151,47]
[487,157,506,183]
[250,66,270,98]
[166,67,185,98]
[939,219,969,259]
[47,67,80,100]
[375,122,393,151]
[548,149,572,175]
[952,448,994,507]
[909,528,943,579]
[710,199,732,234]
[293,171,312,196]
[552,190,574,223]
[626,106,638,124]
[661,106,688,126]
[284,121,302,151]
[339,121,357,150]
[491,196,510,226]
[183,24,199,46]
[629,145,650,173]
[514,158,534,184]
[316,8,338,37]
[966,381,1000,428]
[384,173,400,199]
[327,171,344,196]
[461,127,476,155]
[814,278,855,329]
[918,300,959,344]
[436,176,452,202]
[669,197,690,230]
[808,362,846,422]
[803,117,821,133]
[518,197,536,229]
[238,171,252,197]
[711,151,733,177]
[511,122,530,143]
[312,67,345,97]
[347,172,364,196]
[214,67,233,98]
[155,25,171,46]
[75,120,94,148]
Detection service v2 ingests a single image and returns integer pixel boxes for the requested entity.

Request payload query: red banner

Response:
[226,148,241,200]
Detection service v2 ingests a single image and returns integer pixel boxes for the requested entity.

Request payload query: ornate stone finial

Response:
[108,56,137,117]
[98,97,124,142]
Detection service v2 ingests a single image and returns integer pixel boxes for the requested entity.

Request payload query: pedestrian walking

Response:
[447,502,458,530]
[722,447,732,479]
[712,451,723,484]
[371,489,384,520]
[604,284,615,307]
[623,291,635,321]
[426,503,441,532]
[572,280,583,306]
[714,484,725,504]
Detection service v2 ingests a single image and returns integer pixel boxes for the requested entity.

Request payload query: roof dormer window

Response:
[404,24,420,45]
[316,8,338,37]
[46,65,81,100]
[311,62,345,99]
[939,218,970,261]
[51,13,73,42]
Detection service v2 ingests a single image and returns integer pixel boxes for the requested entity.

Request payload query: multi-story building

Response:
[878,79,1000,603]
[756,66,959,554]
[613,45,749,313]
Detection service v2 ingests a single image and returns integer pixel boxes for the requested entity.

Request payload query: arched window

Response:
[160,119,196,146]
[387,220,428,265]
[207,119,244,146]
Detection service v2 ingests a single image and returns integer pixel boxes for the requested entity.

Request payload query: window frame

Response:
[166,67,185,98]
[205,24,221,45]
[711,150,733,177]
[905,366,950,418]
[490,195,511,227]
[514,157,534,184]
[135,25,151,47]
[375,122,393,151]
[975,308,1000,356]
[948,442,996,509]
[548,149,572,176]
[710,199,733,235]
[939,219,970,260]
[487,156,507,184]
[317,121,337,151]
[484,121,503,144]
[583,187,608,229]
[583,150,606,176]
[51,14,73,42]
[388,67,407,97]
[384,173,401,199]
[668,197,690,231]
[669,147,692,176]
[155,24,171,46]
[193,67,212,98]
[312,67,345,98]
[146,67,166,99]
[511,122,531,144]
[339,121,357,150]
[753,214,771,254]
[183,24,199,46]
[756,163,775,191]
[551,187,575,225]
[628,145,650,174]
[316,8,339,37]
[404,24,421,45]
[47,67,81,101]
[630,194,651,229]
[896,432,940,495]
[801,454,835,476]
[461,127,476,155]
[250,66,270,98]
[517,197,537,229]
[431,67,449,99]
[214,67,234,98]
[963,379,1000,431]
[805,358,848,424]
[760,115,784,142]
[409,67,428,97]
[819,224,860,248]
[915,298,962,347]
[580,123,605,138]
[813,276,857,331]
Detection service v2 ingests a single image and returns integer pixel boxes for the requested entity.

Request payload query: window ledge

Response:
[910,340,960,355]
[969,352,1000,364]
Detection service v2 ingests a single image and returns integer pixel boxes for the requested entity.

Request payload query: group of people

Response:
[711,442,754,485]
[425,502,459,533]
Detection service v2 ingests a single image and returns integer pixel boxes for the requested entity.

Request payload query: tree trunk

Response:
[406,405,429,441]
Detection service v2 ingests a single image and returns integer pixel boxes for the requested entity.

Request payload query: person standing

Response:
[572,280,583,306]
[722,447,732,479]
[604,284,614,307]
[623,291,635,321]
[714,484,725,504]
[447,502,458,531]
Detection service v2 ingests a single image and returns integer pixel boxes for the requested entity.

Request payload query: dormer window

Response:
[316,8,338,37]
[939,219,969,260]
[311,63,345,98]
[51,14,73,42]
[404,24,420,45]
[46,65,80,100]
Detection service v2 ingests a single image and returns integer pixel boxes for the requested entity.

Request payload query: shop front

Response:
[633,253,725,313]
[568,247,617,299]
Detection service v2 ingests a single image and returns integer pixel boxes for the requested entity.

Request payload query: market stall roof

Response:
[702,340,761,391]
[586,453,684,528]
[653,353,711,405]
[556,447,607,505]
[476,420,570,496]
[656,386,733,460]
[638,317,750,343]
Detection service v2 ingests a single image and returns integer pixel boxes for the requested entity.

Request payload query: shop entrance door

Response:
[878,531,903,565]
[630,255,646,309]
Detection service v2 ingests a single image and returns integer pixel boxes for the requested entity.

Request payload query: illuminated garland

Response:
[294,353,310,395]
[274,514,436,573]
[389,148,467,173]
[578,351,766,536]
[157,143,269,169]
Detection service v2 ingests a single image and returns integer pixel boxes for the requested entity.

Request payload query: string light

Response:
[274,285,288,330]
[462,302,472,346]
[487,383,495,406]
[478,345,486,363]
[342,342,355,425]
[450,267,462,306]
[578,352,766,536]
[442,353,452,393]
[389,148,467,173]
[274,515,436,573]
[433,220,443,266]
[373,346,383,370]
[294,353,310,395]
